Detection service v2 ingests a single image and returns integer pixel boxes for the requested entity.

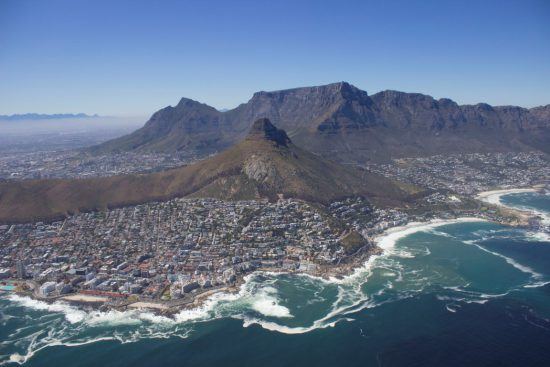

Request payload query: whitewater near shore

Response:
[374,217,488,251]
[2,213,527,321]
[3,195,550,366]
[476,188,539,206]
[477,186,549,228]
[3,189,548,333]
[2,216,494,341]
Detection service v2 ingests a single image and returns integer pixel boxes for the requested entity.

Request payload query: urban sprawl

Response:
[0,151,548,313]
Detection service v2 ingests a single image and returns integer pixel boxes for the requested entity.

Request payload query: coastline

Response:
[373,217,488,251]
[476,187,538,207]
[476,186,549,227]
[130,217,492,313]
[2,203,549,366]
[1,217,490,319]
[4,202,542,320]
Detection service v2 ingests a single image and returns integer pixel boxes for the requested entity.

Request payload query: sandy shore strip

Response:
[476,187,549,227]
[127,301,169,310]
[374,217,487,251]
[61,294,109,303]
[476,188,537,206]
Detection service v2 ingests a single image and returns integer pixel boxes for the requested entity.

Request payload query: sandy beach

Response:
[476,188,537,206]
[476,187,549,226]
[128,301,169,310]
[374,217,487,251]
[61,294,109,303]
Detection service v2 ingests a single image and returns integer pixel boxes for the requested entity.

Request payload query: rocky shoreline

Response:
[5,187,546,318]
[4,244,382,317]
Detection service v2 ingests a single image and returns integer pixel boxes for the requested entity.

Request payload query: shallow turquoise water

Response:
[1,193,549,366]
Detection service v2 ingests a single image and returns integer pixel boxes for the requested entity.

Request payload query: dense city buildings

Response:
[0,198,386,306]
[364,152,549,195]
[0,151,199,180]
[0,151,547,311]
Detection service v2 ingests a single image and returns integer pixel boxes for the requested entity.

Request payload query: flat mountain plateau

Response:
[92,82,550,163]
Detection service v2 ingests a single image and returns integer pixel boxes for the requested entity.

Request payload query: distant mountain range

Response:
[0,119,415,223]
[91,82,550,162]
[0,113,99,121]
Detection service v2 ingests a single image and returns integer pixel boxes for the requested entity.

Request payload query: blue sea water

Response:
[1,193,549,366]
[500,191,550,214]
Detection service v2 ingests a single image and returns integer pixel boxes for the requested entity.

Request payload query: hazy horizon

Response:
[3,80,550,118]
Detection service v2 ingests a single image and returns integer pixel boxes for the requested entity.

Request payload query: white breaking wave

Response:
[8,294,86,324]
[476,188,537,206]
[525,231,550,243]
[374,217,487,251]
[465,241,543,279]
[7,294,179,328]
[524,280,550,288]
[2,208,548,363]
[3,217,494,342]
[251,298,292,318]
[1,294,193,366]
[250,286,293,318]
[241,316,352,335]
[446,306,457,313]
[173,287,243,323]
[180,217,516,336]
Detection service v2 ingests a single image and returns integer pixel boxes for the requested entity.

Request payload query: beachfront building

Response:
[38,282,56,297]
[16,260,26,279]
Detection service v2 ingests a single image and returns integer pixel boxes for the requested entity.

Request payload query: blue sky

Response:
[1,0,549,115]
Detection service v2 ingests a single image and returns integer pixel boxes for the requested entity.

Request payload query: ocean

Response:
[1,192,549,366]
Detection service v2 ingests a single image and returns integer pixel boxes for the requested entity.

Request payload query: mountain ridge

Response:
[91,82,550,162]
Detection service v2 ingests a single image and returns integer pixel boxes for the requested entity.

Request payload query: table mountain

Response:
[91,82,550,162]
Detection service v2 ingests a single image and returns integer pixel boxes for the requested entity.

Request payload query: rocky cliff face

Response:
[92,82,550,162]
[245,118,291,146]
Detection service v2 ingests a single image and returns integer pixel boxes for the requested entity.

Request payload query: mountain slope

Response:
[91,82,550,162]
[92,99,229,154]
[0,119,412,223]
